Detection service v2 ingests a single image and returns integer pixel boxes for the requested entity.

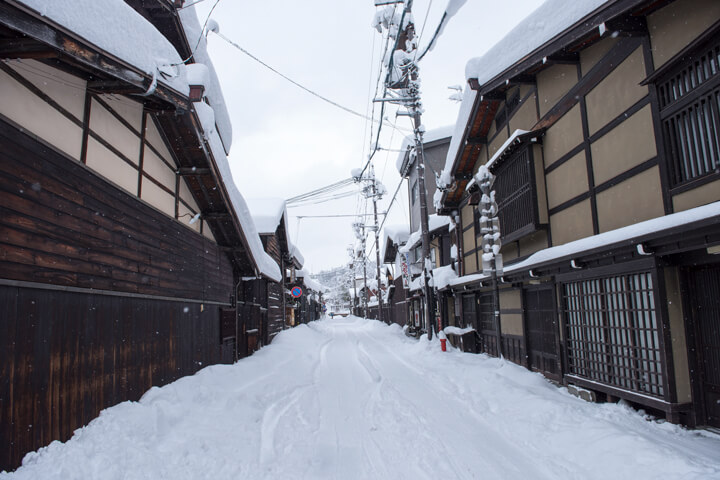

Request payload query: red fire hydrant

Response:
[439,330,447,352]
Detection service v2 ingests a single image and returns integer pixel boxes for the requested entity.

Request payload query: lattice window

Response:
[657,33,720,186]
[563,271,664,397]
[494,145,537,241]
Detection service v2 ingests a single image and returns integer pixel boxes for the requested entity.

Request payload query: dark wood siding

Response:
[0,117,233,303]
[0,117,236,471]
[0,285,225,471]
[267,281,285,341]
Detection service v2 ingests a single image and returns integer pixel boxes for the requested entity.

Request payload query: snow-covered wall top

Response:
[194,102,281,282]
[465,0,608,85]
[178,6,233,153]
[17,0,189,94]
[246,197,289,236]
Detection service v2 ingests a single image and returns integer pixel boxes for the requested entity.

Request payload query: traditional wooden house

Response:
[396,128,456,335]
[246,197,305,348]
[0,0,281,470]
[293,269,325,324]
[435,0,720,427]
[381,225,411,326]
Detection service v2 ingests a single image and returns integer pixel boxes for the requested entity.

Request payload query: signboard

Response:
[401,253,410,289]
[290,286,303,298]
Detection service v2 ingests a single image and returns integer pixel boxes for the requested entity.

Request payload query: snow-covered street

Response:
[4,316,720,480]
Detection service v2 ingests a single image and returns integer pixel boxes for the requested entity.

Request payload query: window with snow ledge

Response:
[487,142,544,244]
[652,28,720,190]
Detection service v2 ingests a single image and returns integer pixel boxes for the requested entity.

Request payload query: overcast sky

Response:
[195,0,543,274]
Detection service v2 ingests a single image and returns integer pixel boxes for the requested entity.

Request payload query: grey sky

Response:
[196,0,543,273]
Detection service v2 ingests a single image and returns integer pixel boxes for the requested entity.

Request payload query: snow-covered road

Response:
[4,316,720,479]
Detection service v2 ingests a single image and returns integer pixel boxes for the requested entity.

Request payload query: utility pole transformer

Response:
[373,0,435,339]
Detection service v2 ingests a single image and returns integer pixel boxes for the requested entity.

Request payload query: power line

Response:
[213,31,375,122]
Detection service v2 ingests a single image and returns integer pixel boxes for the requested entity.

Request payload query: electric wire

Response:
[213,31,376,123]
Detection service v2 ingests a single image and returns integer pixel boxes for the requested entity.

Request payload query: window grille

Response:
[657,34,720,186]
[562,271,664,397]
[493,145,537,241]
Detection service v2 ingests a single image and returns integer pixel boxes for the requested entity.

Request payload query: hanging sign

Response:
[290,286,303,298]
[401,253,410,289]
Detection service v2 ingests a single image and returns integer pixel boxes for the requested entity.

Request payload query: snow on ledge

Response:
[17,0,189,94]
[447,201,720,287]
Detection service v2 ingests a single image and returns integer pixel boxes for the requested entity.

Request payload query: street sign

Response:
[290,286,303,298]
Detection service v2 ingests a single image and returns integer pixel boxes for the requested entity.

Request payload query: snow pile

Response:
[289,241,305,268]
[296,269,327,293]
[17,0,188,94]
[4,317,719,479]
[443,325,475,335]
[431,264,458,290]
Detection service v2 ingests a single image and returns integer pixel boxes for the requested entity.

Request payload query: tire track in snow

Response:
[357,328,556,480]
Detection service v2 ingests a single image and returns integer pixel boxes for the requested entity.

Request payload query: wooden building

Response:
[246,197,304,348]
[0,0,281,470]
[381,226,411,327]
[435,0,720,427]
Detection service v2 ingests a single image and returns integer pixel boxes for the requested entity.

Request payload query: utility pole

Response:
[373,0,435,339]
[370,165,385,324]
[353,222,369,319]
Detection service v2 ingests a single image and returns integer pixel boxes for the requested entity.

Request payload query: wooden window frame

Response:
[490,142,544,244]
[653,29,720,192]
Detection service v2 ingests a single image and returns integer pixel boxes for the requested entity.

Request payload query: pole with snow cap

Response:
[476,165,503,357]
[373,0,435,339]
[370,165,386,324]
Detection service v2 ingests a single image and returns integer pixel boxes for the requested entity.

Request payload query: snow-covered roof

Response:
[17,0,189,94]
[289,241,305,268]
[246,198,289,236]
[194,102,281,283]
[464,0,608,86]
[382,224,411,262]
[396,125,454,174]
[178,6,233,153]
[399,215,452,253]
[438,0,610,201]
[448,200,720,288]
[436,87,479,191]
[296,270,327,293]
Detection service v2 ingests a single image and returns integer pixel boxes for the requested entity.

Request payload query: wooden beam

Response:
[0,38,56,58]
[0,2,189,111]
[177,167,211,176]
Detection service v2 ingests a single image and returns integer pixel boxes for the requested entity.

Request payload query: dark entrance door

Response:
[524,287,561,381]
[687,265,720,428]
